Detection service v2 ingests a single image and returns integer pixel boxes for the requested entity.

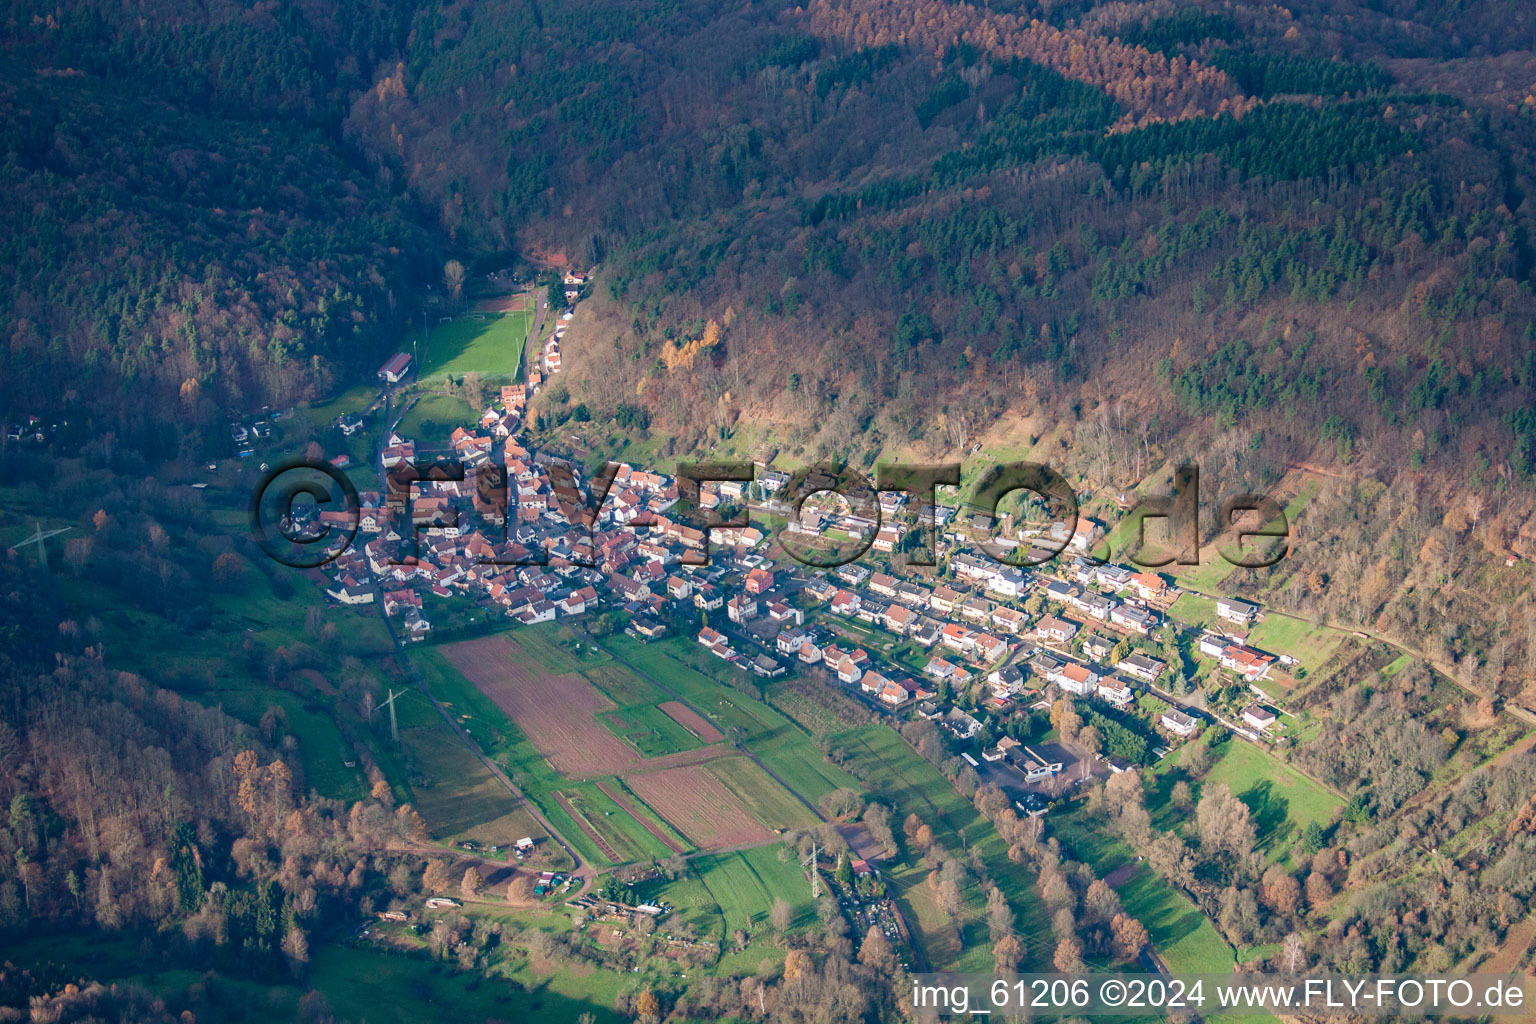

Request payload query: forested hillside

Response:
[8,0,1536,678]
[0,0,431,438]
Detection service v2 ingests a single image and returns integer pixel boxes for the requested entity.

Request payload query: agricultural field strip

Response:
[594,779,686,855]
[624,764,775,849]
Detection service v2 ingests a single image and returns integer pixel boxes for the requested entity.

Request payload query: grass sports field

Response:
[419,309,533,380]
[648,845,817,938]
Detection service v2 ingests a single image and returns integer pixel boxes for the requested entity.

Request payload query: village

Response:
[314,295,1299,819]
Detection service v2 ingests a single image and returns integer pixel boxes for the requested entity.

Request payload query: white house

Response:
[1242,704,1278,730]
[1160,709,1198,737]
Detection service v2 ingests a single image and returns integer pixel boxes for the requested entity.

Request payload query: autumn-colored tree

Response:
[985,885,1014,941]
[1281,932,1308,974]
[1305,870,1333,907]
[993,933,1025,973]
[784,949,813,980]
[212,552,246,587]
[859,925,894,970]
[1053,936,1085,973]
[282,926,310,977]
[422,860,451,892]
[634,990,661,1023]
[1110,913,1149,961]
[1084,878,1121,924]
[1261,864,1301,915]
[1103,770,1143,817]
[461,867,482,897]
[444,259,466,301]
[1196,783,1256,859]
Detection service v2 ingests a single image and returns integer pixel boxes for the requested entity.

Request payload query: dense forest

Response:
[0,0,433,432]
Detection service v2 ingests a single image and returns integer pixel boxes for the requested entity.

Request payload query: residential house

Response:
[1017,744,1065,782]
[1081,634,1115,663]
[972,633,1007,664]
[1220,644,1276,681]
[1110,605,1156,634]
[1217,597,1259,625]
[633,618,667,639]
[1242,704,1278,730]
[1128,571,1170,602]
[951,553,999,583]
[1118,652,1165,683]
[884,604,918,635]
[750,655,785,679]
[984,736,1022,762]
[835,563,871,586]
[930,586,962,615]
[991,607,1026,634]
[1053,661,1101,696]
[1041,579,1076,604]
[1160,709,1198,737]
[960,597,994,625]
[985,569,1029,598]
[727,594,758,624]
[941,623,975,654]
[1067,518,1103,553]
[1197,634,1229,658]
[1096,678,1135,709]
[777,629,808,656]
[1036,616,1078,644]
[767,601,802,625]
[327,582,375,605]
[988,664,1025,698]
[941,708,982,740]
[860,670,890,696]
[702,629,739,661]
